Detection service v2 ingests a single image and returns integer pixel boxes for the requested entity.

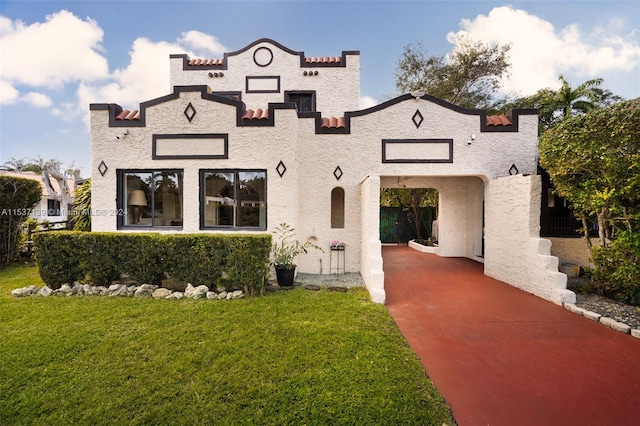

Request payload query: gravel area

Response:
[570,277,640,329]
[295,273,365,288]
[574,293,640,329]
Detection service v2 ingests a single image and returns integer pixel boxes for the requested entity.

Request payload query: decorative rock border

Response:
[11,283,244,301]
[563,302,639,338]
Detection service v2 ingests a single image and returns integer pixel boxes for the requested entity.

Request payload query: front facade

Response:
[90,38,573,304]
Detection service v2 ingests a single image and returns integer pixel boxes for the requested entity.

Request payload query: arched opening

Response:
[331,187,345,228]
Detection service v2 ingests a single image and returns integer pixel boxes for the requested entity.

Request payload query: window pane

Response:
[331,187,345,228]
[154,171,183,227]
[238,171,266,228]
[204,172,235,226]
[125,172,152,226]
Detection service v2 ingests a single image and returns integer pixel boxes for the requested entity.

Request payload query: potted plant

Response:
[271,223,323,287]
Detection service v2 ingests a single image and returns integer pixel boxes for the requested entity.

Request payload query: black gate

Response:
[380,207,434,244]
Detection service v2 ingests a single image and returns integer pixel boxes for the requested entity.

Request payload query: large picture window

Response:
[119,170,183,228]
[201,170,266,230]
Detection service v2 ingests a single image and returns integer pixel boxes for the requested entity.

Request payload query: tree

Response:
[505,75,622,134]
[1,157,29,172]
[0,176,42,266]
[539,98,640,244]
[70,179,91,232]
[395,37,512,110]
[381,188,438,241]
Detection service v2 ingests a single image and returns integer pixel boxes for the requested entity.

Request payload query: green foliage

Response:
[271,223,323,269]
[33,232,271,294]
[381,188,438,240]
[69,179,91,231]
[587,231,640,305]
[0,176,42,266]
[539,98,640,234]
[395,37,511,109]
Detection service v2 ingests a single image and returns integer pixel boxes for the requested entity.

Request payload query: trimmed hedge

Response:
[33,232,271,296]
[0,176,42,265]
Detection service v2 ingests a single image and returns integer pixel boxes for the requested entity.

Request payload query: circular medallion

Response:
[253,47,273,67]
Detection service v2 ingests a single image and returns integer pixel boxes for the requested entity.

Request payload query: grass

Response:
[0,263,453,425]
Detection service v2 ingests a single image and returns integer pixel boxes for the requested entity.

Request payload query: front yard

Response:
[0,264,453,425]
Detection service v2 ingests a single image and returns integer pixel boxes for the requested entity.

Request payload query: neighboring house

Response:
[0,170,78,224]
[90,38,573,305]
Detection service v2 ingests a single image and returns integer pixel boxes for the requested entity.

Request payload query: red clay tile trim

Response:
[305,56,342,64]
[321,116,345,128]
[115,109,140,121]
[486,114,513,126]
[188,58,223,66]
[242,108,269,120]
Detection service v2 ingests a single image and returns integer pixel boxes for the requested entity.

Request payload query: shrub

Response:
[0,176,42,266]
[32,232,271,294]
[587,231,640,305]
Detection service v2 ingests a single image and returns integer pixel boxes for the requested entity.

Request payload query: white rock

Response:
[582,311,602,322]
[134,287,153,297]
[206,291,218,299]
[193,285,209,299]
[37,286,54,297]
[59,284,73,294]
[152,288,172,299]
[217,291,228,300]
[166,292,184,299]
[231,290,244,299]
[11,286,38,297]
[184,283,196,298]
[631,329,640,339]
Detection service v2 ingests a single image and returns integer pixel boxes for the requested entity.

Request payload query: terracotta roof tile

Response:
[305,56,341,64]
[486,114,512,126]
[242,108,269,120]
[115,109,140,121]
[188,58,224,66]
[321,117,346,128]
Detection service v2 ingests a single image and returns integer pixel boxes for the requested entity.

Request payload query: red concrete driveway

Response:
[383,245,640,426]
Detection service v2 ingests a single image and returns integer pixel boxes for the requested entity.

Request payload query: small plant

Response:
[271,223,323,270]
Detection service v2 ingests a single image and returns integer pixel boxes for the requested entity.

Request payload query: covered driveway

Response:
[384,245,640,426]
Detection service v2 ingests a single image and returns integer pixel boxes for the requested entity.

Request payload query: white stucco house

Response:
[90,38,574,305]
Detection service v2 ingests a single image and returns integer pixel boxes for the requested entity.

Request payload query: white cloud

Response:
[177,30,226,57]
[0,80,19,104]
[22,92,53,108]
[447,6,640,96]
[0,10,108,89]
[359,95,379,110]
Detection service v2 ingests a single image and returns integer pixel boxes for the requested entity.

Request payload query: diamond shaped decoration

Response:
[184,102,196,122]
[509,164,519,175]
[412,109,424,129]
[276,161,287,177]
[333,166,343,181]
[98,160,108,176]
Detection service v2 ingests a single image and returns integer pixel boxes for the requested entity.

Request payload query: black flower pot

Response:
[275,264,296,287]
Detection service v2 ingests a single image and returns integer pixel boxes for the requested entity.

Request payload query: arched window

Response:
[331,187,345,228]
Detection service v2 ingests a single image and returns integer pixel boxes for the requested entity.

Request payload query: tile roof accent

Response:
[242,108,269,120]
[321,117,346,128]
[115,109,140,121]
[188,58,224,66]
[486,114,513,126]
[305,56,342,64]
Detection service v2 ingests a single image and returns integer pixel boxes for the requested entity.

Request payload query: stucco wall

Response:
[548,237,595,268]
[484,175,575,305]
[169,40,360,117]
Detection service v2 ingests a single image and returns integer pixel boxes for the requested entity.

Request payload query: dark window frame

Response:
[284,90,316,113]
[116,169,184,230]
[199,169,267,231]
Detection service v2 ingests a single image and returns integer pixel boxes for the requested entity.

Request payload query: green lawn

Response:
[0,264,453,425]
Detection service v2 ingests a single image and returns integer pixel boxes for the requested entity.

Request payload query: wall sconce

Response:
[467,134,476,145]
[128,189,147,224]
[411,90,425,100]
[116,129,129,140]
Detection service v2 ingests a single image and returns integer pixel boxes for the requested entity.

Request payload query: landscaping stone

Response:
[11,285,37,297]
[582,310,602,322]
[328,286,348,292]
[599,316,630,333]
[564,304,585,316]
[631,329,640,339]
[37,286,53,297]
[10,284,243,302]
[152,288,172,299]
[304,285,320,291]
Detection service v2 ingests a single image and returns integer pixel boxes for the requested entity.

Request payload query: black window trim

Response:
[117,168,184,230]
[199,168,268,231]
[284,90,317,114]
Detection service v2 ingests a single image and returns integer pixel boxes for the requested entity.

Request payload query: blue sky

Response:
[1,1,639,176]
